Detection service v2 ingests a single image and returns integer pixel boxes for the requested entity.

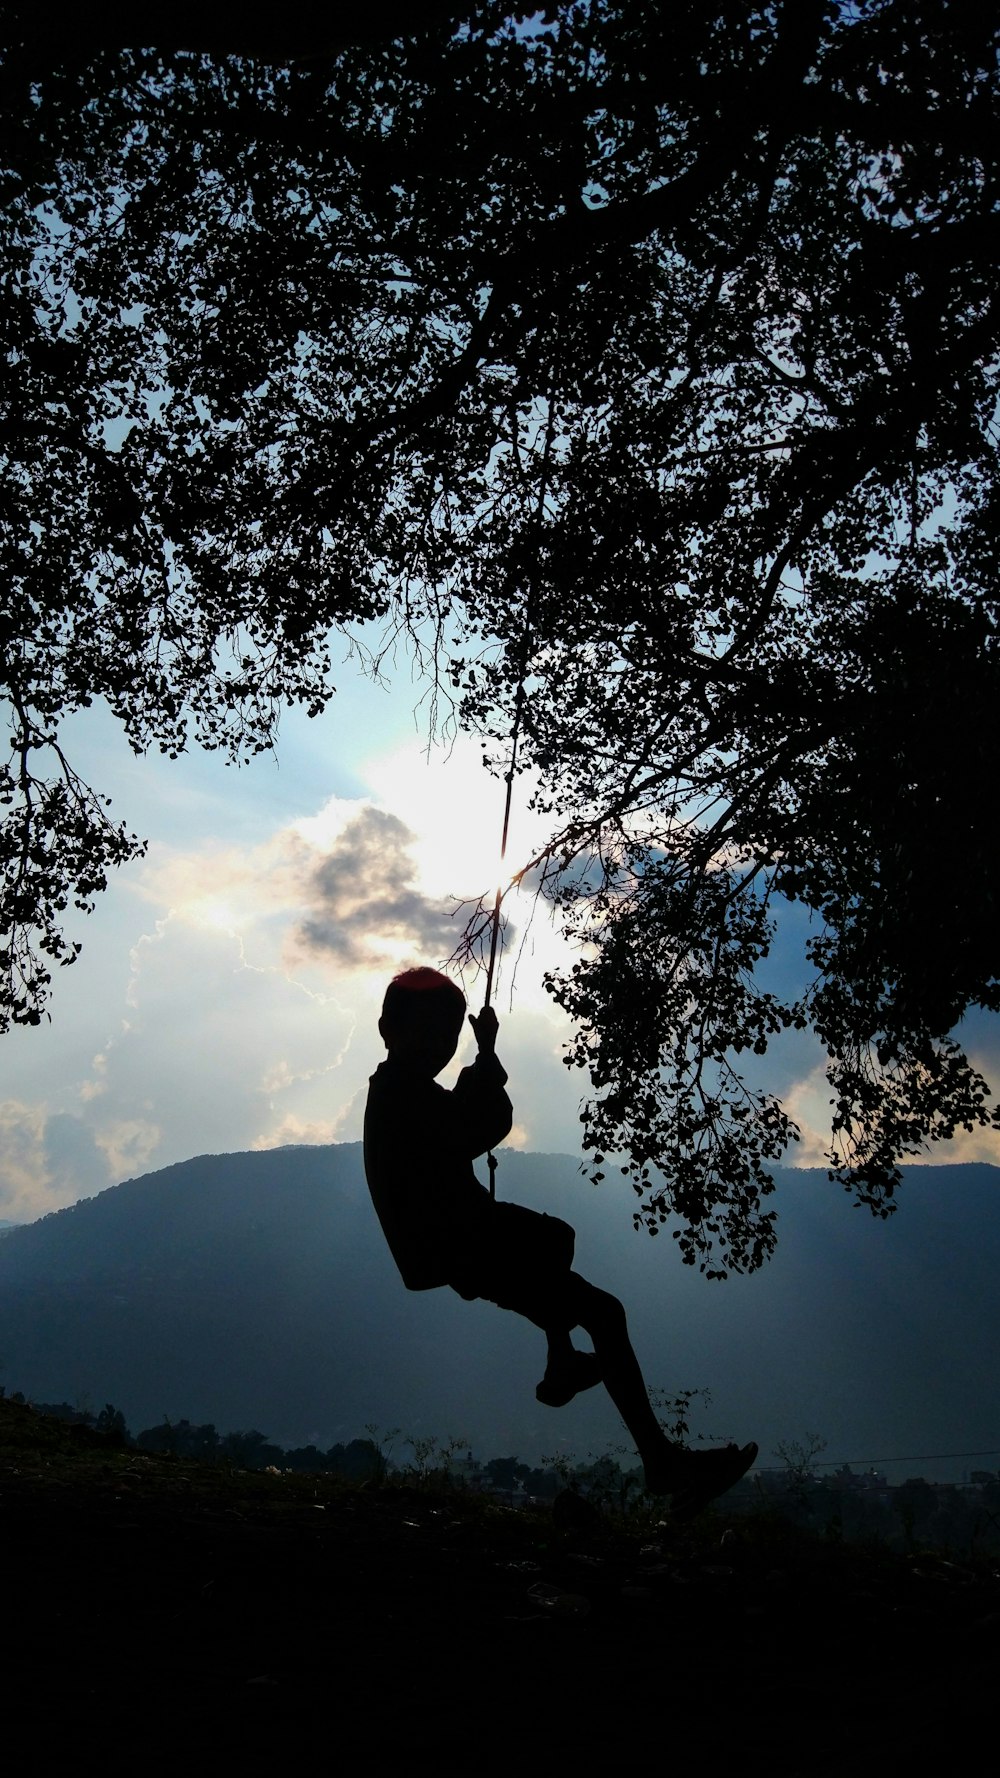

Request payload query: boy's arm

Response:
[451,1004,513,1155]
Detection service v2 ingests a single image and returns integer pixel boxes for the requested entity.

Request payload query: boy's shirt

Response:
[364,1051,513,1290]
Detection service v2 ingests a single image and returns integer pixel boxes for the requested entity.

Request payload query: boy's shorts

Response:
[450,1200,576,1325]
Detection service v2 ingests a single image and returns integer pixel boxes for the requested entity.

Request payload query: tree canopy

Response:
[3,0,999,1271]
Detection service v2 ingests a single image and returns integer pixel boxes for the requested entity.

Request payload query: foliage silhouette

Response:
[2,4,1000,1264]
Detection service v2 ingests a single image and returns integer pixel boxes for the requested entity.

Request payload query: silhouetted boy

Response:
[364,966,756,1511]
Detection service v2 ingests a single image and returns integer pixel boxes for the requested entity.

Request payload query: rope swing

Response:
[482,369,560,1198]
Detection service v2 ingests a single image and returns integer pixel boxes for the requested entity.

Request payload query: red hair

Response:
[381,967,466,1033]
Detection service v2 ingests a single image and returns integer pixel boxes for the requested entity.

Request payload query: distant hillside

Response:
[1,1146,999,1474]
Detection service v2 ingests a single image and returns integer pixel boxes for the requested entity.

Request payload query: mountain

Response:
[1,1145,998,1477]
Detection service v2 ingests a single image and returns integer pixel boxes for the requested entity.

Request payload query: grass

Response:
[2,1393,998,1770]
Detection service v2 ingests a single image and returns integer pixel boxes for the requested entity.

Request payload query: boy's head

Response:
[379,967,467,1075]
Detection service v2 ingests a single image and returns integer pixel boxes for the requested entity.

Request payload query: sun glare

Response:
[365,738,537,905]
[187,895,241,934]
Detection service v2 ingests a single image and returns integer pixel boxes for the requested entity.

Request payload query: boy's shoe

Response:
[644,1441,758,1519]
[535,1350,603,1407]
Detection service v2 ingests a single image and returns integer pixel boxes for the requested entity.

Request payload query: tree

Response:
[485,1453,529,1490]
[94,1401,130,1444]
[326,1436,387,1480]
[135,1416,220,1459]
[3,2,999,1270]
[283,1442,328,1472]
[219,1427,284,1468]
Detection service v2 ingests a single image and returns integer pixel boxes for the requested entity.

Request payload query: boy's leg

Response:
[477,1204,602,1407]
[561,1273,757,1503]
[560,1274,680,1475]
[535,1327,602,1408]
[475,1212,755,1505]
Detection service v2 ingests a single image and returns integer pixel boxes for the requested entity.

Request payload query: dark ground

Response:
[2,1398,997,1771]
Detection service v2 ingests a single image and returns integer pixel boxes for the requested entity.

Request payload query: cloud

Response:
[0,1100,48,1222]
[782,1062,837,1167]
[87,917,359,1168]
[43,1111,109,1198]
[94,1117,163,1181]
[295,806,460,969]
[0,1102,108,1223]
[249,1112,344,1150]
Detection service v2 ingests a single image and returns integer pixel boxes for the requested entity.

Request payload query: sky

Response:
[5,619,1000,1232]
[2,627,583,1224]
[5,626,1000,1481]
